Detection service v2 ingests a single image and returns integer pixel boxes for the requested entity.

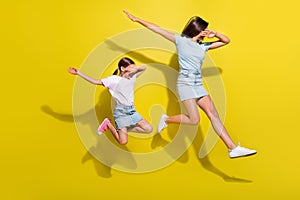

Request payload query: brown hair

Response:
[113,57,135,75]
[181,16,209,39]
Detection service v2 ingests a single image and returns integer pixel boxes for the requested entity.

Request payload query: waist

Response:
[179,69,201,75]
[114,104,135,110]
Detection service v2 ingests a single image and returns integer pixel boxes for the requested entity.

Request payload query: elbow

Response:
[225,38,231,44]
[138,65,146,72]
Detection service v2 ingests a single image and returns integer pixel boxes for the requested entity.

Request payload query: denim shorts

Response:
[113,104,143,129]
[177,70,208,101]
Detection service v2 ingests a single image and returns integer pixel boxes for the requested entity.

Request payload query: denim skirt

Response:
[177,70,208,101]
[113,104,143,129]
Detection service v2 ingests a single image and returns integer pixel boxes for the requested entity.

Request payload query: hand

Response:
[125,65,138,73]
[199,29,217,38]
[123,10,138,22]
[123,66,138,79]
[68,67,78,75]
[123,72,132,79]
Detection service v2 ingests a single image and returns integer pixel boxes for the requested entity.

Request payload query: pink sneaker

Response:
[97,118,111,135]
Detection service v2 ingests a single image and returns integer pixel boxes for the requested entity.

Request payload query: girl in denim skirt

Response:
[68,57,152,145]
[124,10,256,158]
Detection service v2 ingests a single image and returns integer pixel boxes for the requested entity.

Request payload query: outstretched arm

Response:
[200,29,230,50]
[123,10,175,43]
[68,67,103,85]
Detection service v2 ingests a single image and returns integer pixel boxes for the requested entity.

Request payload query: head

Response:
[113,57,135,75]
[182,16,208,41]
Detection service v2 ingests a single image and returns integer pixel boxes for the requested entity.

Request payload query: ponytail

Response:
[113,68,118,75]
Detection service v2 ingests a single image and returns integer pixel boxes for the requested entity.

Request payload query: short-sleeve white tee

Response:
[101,74,137,106]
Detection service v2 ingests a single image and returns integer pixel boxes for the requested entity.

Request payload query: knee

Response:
[119,138,128,145]
[190,116,200,125]
[118,130,128,145]
[145,125,153,133]
[207,110,219,121]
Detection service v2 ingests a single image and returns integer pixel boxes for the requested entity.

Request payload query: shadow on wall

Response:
[41,90,136,178]
[41,40,251,182]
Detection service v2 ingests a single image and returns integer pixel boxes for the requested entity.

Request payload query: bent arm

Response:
[207,31,230,50]
[123,10,175,43]
[130,65,146,77]
[124,65,146,78]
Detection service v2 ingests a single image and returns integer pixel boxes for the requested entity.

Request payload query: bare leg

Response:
[197,96,236,150]
[165,99,200,125]
[128,119,153,133]
[107,122,128,145]
[107,122,119,141]
[118,128,128,145]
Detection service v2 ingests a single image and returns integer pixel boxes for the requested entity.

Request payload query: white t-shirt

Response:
[101,75,137,106]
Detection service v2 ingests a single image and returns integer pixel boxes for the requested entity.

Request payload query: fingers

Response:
[125,67,135,73]
[68,67,78,74]
[199,30,216,38]
[123,10,131,18]
[123,9,136,21]
[199,30,209,36]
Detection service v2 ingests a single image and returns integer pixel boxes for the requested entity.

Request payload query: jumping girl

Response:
[68,57,153,145]
[123,10,256,158]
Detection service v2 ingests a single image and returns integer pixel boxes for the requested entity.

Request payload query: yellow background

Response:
[1,0,300,199]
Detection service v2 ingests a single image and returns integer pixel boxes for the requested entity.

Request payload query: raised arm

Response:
[200,29,230,50]
[123,65,146,78]
[123,10,175,43]
[68,67,103,85]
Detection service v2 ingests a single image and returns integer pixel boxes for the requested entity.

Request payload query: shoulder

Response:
[102,75,120,81]
[174,34,187,43]
[101,75,121,86]
[175,34,193,46]
[174,34,183,42]
[174,33,181,39]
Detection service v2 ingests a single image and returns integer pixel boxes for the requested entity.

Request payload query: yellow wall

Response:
[1,0,300,199]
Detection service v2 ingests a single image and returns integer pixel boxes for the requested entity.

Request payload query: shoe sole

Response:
[157,115,167,133]
[230,152,257,159]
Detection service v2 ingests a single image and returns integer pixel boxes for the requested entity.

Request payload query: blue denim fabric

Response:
[113,104,143,129]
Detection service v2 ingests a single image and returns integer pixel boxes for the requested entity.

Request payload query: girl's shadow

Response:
[41,90,137,178]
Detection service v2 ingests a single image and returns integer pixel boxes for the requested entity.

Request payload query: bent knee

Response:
[119,138,128,145]
[190,117,200,125]
[118,130,128,145]
[144,125,153,133]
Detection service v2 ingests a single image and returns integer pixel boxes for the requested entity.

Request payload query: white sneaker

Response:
[229,143,257,158]
[157,114,168,133]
